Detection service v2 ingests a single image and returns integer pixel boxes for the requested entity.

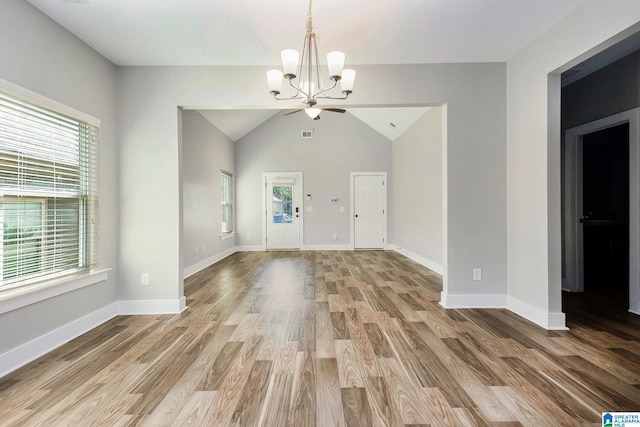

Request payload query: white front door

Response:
[265,172,303,250]
[352,173,387,249]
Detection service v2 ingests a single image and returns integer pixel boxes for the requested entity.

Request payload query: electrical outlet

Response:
[195,247,199,255]
[472,268,482,281]
[141,273,150,285]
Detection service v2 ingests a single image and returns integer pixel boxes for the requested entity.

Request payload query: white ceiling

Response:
[27,0,585,66]
[196,107,432,142]
[26,0,586,140]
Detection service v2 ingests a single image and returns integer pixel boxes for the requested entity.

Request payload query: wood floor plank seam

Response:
[2,250,640,426]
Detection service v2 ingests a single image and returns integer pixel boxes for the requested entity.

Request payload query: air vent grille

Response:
[301,130,313,139]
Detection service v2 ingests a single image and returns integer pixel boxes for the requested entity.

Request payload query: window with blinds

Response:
[221,170,233,234]
[0,91,98,291]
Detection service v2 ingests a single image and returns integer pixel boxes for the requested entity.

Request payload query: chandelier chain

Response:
[306,0,313,35]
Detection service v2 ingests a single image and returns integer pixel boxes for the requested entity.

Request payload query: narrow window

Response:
[221,170,233,234]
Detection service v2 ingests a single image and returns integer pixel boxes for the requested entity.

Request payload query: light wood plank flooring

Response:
[1,250,640,426]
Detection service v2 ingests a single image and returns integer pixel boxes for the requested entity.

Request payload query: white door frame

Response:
[262,172,303,250]
[350,172,388,250]
[563,108,640,315]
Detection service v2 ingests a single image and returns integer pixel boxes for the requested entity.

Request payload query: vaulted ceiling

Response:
[26,0,587,140]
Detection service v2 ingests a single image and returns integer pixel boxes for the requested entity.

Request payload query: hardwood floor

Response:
[1,250,640,426]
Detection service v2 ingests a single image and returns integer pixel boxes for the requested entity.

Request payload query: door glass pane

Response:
[272,185,293,224]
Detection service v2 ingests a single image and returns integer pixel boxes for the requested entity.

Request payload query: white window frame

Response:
[0,77,108,314]
[220,170,234,239]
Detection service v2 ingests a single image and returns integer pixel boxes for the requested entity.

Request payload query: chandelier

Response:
[266,0,356,119]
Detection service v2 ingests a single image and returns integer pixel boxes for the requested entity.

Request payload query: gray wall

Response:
[235,110,392,248]
[116,62,507,310]
[182,110,235,271]
[0,0,118,353]
[506,0,640,328]
[562,51,640,130]
[392,107,443,269]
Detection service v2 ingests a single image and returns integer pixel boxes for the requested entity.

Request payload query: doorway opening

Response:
[582,124,629,306]
[563,109,640,316]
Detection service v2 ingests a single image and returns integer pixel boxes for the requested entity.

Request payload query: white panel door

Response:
[354,173,386,249]
[265,172,302,250]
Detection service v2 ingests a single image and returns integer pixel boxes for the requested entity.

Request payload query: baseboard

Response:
[0,301,120,378]
[507,295,568,330]
[234,245,266,252]
[234,244,355,252]
[439,292,507,308]
[117,298,187,315]
[302,244,353,251]
[184,247,237,278]
[438,292,568,330]
[391,246,443,275]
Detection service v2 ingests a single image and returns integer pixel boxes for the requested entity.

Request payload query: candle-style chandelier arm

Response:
[313,79,346,100]
[270,77,350,103]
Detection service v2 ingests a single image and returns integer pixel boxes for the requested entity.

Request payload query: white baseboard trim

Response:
[235,245,266,252]
[439,292,507,308]
[0,301,120,378]
[507,296,568,330]
[184,247,237,278]
[546,312,569,330]
[117,298,187,315]
[390,246,443,275]
[234,245,356,252]
[1,296,189,377]
[302,244,353,251]
[438,292,568,330]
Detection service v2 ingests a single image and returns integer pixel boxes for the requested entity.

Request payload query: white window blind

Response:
[0,91,98,291]
[221,170,232,234]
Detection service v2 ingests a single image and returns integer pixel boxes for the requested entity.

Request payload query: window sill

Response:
[0,268,110,315]
[220,232,235,241]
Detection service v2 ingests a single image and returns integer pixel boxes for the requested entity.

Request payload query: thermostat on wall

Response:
[330,197,338,202]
